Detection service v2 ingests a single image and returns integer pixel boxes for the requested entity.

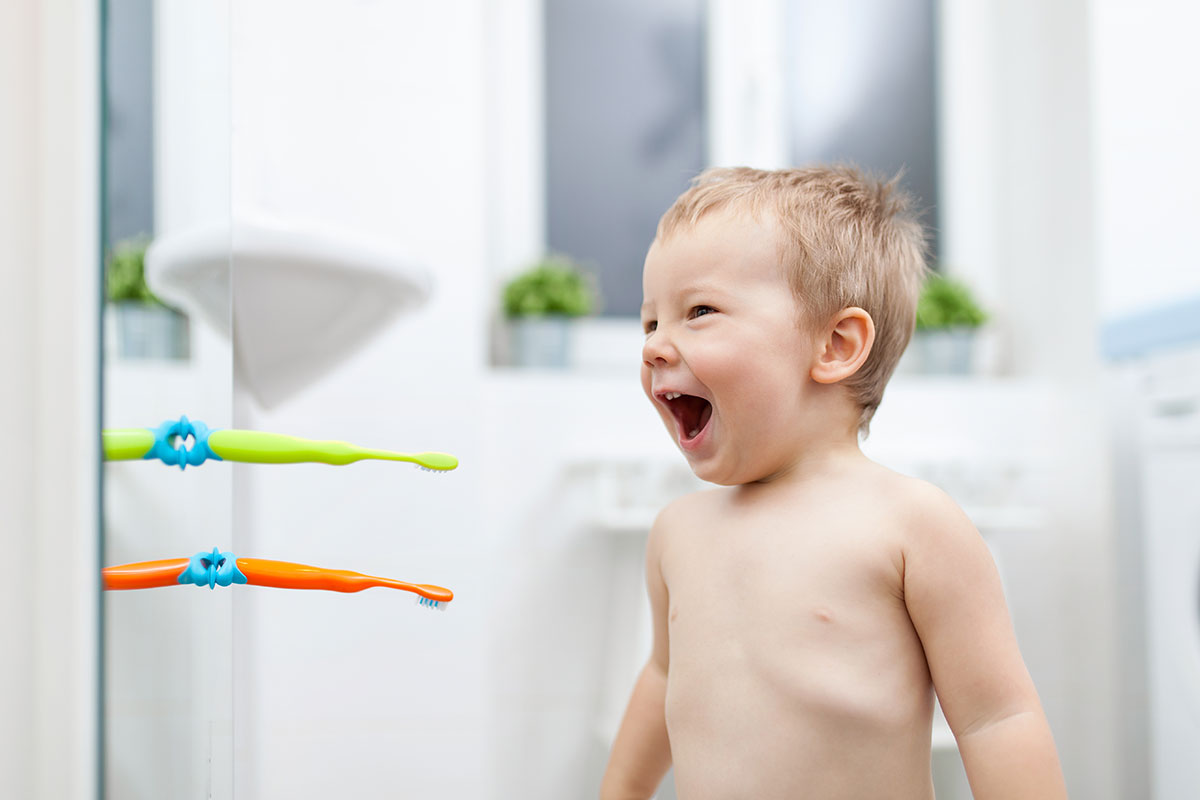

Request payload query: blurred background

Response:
[2,0,1198,797]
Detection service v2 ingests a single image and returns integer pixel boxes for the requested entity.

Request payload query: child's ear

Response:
[810,307,876,384]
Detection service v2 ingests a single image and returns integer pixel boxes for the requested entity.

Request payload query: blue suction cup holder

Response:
[145,415,222,470]
[177,547,247,589]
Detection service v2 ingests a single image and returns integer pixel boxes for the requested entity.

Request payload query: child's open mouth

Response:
[661,392,713,443]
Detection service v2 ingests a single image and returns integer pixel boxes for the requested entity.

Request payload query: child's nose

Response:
[642,330,678,367]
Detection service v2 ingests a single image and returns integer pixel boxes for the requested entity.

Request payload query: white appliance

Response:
[1135,345,1200,799]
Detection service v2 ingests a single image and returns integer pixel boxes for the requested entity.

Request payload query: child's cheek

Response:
[701,341,755,381]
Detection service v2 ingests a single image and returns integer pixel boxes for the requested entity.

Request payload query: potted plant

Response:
[501,255,598,367]
[107,235,189,359]
[909,273,988,374]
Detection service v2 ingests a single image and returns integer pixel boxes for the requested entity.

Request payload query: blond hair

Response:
[656,165,930,435]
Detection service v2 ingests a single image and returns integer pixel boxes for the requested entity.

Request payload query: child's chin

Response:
[686,453,775,486]
[685,459,741,487]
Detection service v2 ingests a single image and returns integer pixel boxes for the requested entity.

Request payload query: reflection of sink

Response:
[146,220,431,407]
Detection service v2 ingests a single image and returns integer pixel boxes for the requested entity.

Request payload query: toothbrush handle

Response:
[102,428,156,460]
[237,558,453,603]
[207,430,356,464]
[103,558,190,590]
[208,430,432,466]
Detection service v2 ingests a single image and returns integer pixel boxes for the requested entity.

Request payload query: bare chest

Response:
[663,504,907,640]
[661,505,930,732]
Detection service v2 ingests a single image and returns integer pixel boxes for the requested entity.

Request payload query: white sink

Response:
[146,219,431,407]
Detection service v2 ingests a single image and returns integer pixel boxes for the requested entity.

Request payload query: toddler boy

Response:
[600,166,1066,799]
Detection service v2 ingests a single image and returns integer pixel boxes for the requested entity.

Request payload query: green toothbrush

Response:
[102,416,457,472]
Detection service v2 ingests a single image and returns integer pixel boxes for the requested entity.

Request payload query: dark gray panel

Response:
[786,0,939,255]
[545,0,706,316]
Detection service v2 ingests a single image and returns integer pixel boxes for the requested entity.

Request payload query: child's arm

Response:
[904,484,1068,800]
[600,508,674,800]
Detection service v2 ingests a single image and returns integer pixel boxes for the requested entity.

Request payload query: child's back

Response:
[601,166,1066,799]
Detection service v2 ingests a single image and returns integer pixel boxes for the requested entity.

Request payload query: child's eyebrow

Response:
[641,282,728,316]
[668,283,728,304]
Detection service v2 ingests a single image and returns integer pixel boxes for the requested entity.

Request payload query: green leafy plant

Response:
[106,235,163,305]
[915,274,988,330]
[502,255,598,317]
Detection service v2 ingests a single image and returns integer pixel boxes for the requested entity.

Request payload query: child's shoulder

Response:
[861,460,943,502]
[652,486,725,528]
[860,461,978,541]
[646,487,735,552]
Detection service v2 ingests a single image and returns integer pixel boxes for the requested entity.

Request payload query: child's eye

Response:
[690,305,717,319]
[643,320,657,334]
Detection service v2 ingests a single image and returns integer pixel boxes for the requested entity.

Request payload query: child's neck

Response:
[742,433,868,490]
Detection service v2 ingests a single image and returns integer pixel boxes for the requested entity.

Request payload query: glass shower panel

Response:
[101,0,234,796]
[220,3,471,796]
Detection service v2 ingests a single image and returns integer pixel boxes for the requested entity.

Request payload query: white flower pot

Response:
[907,328,976,374]
[506,316,572,368]
[110,302,190,360]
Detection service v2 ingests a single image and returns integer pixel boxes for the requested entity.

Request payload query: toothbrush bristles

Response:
[416,595,449,611]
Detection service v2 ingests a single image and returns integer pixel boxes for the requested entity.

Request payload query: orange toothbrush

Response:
[102,548,453,610]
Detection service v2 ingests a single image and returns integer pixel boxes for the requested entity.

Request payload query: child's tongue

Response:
[676,396,713,439]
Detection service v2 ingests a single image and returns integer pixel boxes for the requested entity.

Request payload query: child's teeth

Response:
[688,428,699,438]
